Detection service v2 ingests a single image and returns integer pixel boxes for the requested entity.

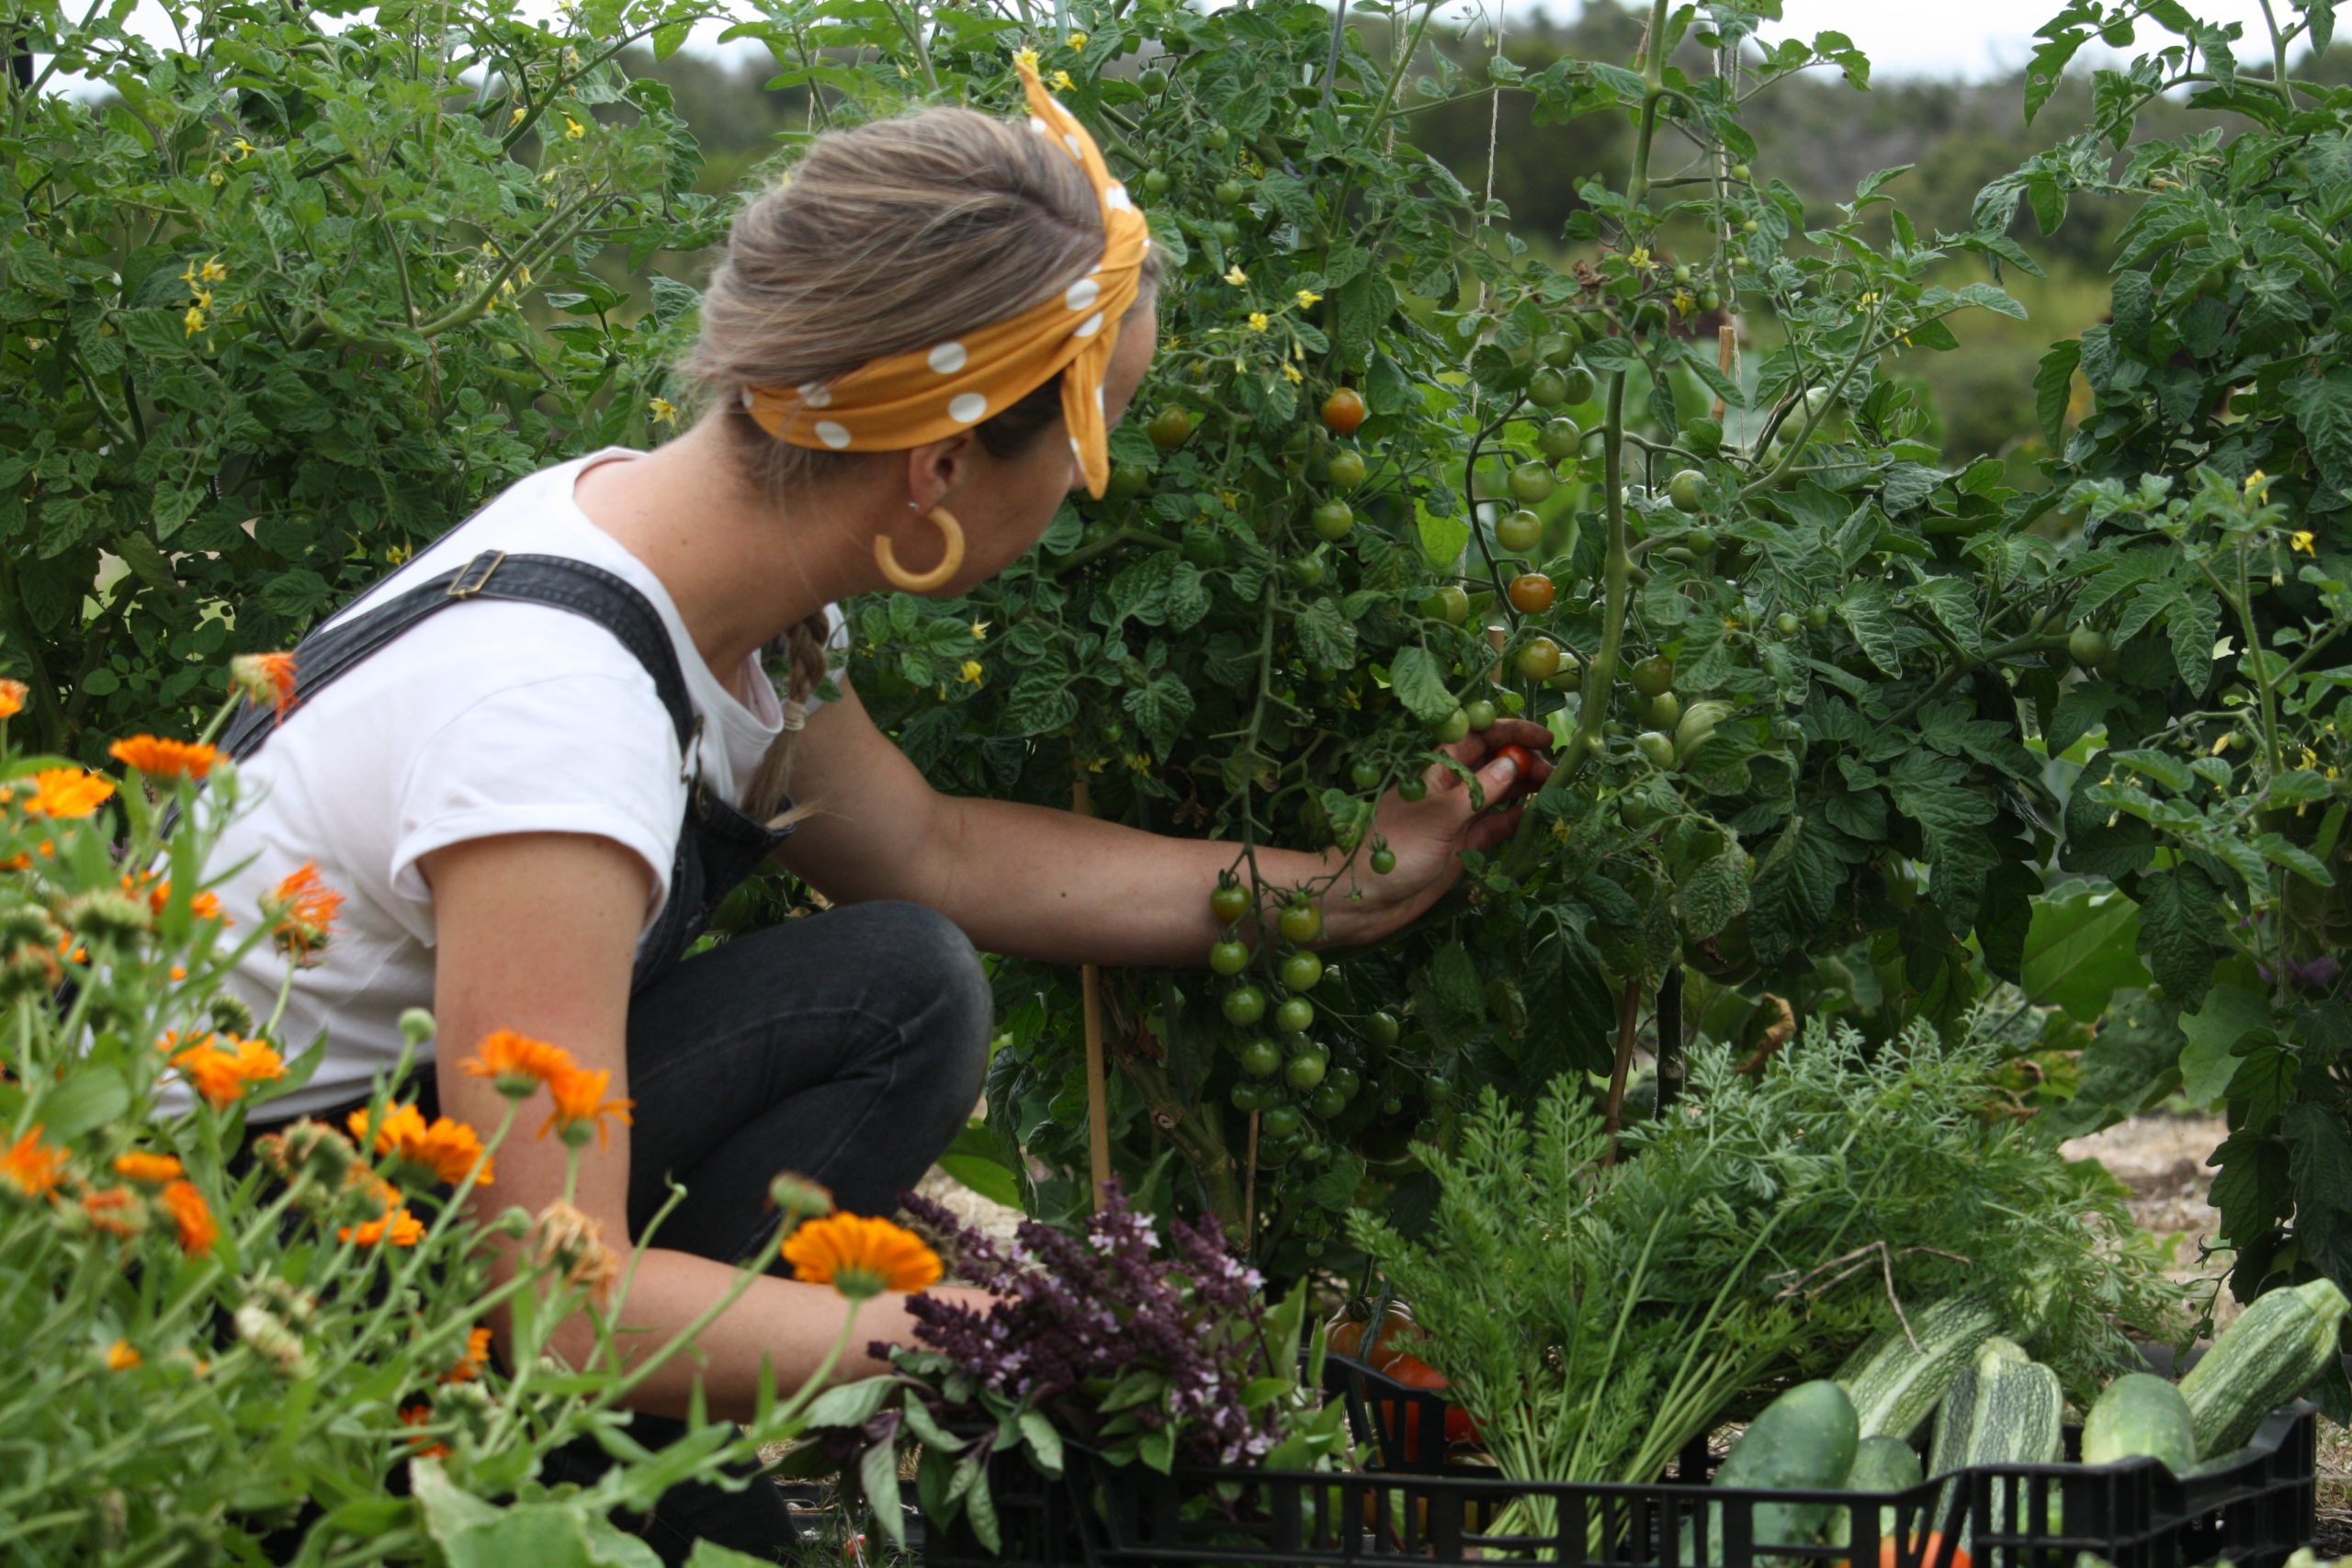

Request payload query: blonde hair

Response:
[672,104,1163,821]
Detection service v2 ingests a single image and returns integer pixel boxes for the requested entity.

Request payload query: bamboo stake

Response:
[1072,776,1113,1210]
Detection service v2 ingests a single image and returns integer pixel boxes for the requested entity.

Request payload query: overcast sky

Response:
[53,0,2304,91]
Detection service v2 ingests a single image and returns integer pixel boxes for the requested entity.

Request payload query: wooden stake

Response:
[1073,776,1113,1211]
[1713,321,1736,422]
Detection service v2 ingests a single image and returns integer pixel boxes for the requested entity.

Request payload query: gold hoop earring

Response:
[875,505,966,594]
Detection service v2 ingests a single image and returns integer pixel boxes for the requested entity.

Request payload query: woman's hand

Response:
[1323,719,1555,944]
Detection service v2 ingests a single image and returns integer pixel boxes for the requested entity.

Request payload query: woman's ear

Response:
[901,434,979,508]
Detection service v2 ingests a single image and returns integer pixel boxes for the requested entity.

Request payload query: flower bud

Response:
[399,1008,437,1048]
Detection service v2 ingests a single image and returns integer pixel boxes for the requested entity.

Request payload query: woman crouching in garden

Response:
[195,60,1549,1561]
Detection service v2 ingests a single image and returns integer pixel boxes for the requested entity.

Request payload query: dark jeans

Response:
[263,900,993,1564]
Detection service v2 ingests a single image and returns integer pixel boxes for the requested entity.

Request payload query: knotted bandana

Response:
[741,55,1152,498]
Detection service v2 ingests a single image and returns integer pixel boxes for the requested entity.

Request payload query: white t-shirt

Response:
[175,446,845,1120]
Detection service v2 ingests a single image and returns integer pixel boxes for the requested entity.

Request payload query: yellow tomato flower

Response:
[1283,364,1304,384]
[2245,468,2269,494]
[2292,530,2315,554]
[957,660,985,687]
[509,106,526,126]
[229,138,255,160]
[1295,288,1322,309]
[1052,69,1076,91]
[563,115,585,141]
[1247,311,1270,333]
[1225,265,1248,286]
[184,307,206,336]
[1014,47,1040,72]
[2213,733,2235,755]
[1627,245,1655,273]
[1671,288,1696,316]
[970,620,990,641]
[1066,29,1087,47]
[200,257,227,284]
[647,397,677,425]
[207,169,224,186]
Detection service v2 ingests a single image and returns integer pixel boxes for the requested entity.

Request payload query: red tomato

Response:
[1493,743,1538,783]
[1321,387,1368,435]
[1384,1351,1482,1449]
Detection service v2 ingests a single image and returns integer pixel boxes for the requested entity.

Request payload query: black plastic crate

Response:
[926,1356,2316,1568]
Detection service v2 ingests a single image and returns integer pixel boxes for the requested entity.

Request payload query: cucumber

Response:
[1698,1381,1860,1562]
[1828,1436,1925,1553]
[2179,1279,2350,1458]
[2081,1371,2197,1475]
[1836,1298,2005,1442]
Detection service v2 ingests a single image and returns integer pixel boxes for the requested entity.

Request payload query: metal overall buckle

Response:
[446,550,507,600]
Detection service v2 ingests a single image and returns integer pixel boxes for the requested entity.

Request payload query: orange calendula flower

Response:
[1,1125,69,1201]
[171,1034,288,1110]
[348,1103,493,1188]
[107,735,222,780]
[0,679,24,719]
[538,1066,634,1149]
[22,767,116,819]
[462,1030,577,1097]
[780,1213,943,1300]
[106,1339,142,1371]
[114,1150,184,1185]
[230,651,299,721]
[122,874,224,924]
[160,1179,218,1253]
[442,1325,493,1384]
[83,1187,142,1236]
[398,1403,451,1460]
[340,1205,425,1247]
[261,861,344,964]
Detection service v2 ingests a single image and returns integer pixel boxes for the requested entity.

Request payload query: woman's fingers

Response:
[1422,719,1556,798]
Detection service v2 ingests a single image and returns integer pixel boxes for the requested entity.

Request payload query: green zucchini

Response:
[1836,1298,2004,1442]
[1930,1338,2063,1555]
[1699,1381,1860,1562]
[2081,1372,2197,1475]
[1828,1435,1925,1552]
[2178,1279,2349,1458]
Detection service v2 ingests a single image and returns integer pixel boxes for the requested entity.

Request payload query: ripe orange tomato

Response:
[1384,1351,1483,1449]
[1850,1533,1971,1568]
[1321,387,1368,436]
[1507,572,1556,615]
[1327,1308,1423,1371]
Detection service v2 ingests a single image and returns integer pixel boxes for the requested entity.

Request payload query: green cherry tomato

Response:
[1230,1080,1270,1112]
[1495,509,1543,554]
[1539,416,1583,462]
[1238,1038,1283,1078]
[1636,730,1678,768]
[1141,167,1171,196]
[1396,776,1428,803]
[1182,525,1226,568]
[1310,1084,1348,1119]
[1275,997,1317,1036]
[1425,1074,1455,1105]
[1350,760,1382,791]
[1515,636,1563,681]
[1555,366,1597,404]
[1214,179,1248,206]
[2068,626,2112,667]
[1700,288,1723,312]
[1507,460,1558,505]
[1105,462,1151,501]
[1280,951,1324,992]
[1205,125,1231,150]
[1147,405,1194,449]
[1285,1051,1328,1092]
[1673,263,1694,285]
[1645,691,1682,729]
[1775,612,1804,637]
[1526,367,1570,409]
[1222,985,1266,1026]
[1806,604,1832,629]
[1631,655,1677,698]
[1139,65,1169,94]
[1326,450,1367,491]
[1683,526,1717,554]
[1464,698,1498,732]
[1209,939,1250,976]
[1311,499,1354,541]
[1211,219,1241,247]
[1668,468,1708,513]
[1546,658,1584,694]
[1434,707,1471,744]
[1370,846,1396,874]
[1287,554,1327,589]
[1261,1105,1301,1139]
[1278,899,1324,944]
[1731,163,1752,182]
[1425,583,1471,626]
[1366,1010,1401,1048]
[1327,1066,1362,1101]
[1210,881,1250,923]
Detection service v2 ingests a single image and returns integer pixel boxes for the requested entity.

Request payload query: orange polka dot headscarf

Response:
[741,53,1153,499]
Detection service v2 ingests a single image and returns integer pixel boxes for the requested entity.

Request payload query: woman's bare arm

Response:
[421,831,978,1422]
[777,682,1552,964]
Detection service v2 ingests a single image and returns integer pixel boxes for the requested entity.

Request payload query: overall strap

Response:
[220,552,698,764]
